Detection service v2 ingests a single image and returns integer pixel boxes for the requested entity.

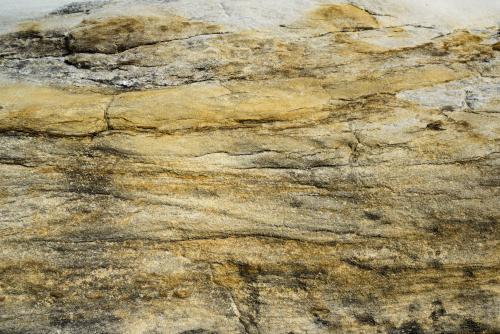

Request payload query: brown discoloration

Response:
[68,15,224,54]
[438,31,493,61]
[16,21,42,36]
[307,4,379,31]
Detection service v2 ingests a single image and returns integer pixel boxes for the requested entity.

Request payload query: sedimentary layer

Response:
[0,1,499,333]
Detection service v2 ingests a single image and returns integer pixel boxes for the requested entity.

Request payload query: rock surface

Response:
[0,1,499,333]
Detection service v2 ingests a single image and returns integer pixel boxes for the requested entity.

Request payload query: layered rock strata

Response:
[0,1,499,333]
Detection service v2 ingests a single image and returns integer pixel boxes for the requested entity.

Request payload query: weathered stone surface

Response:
[0,84,110,135]
[67,15,224,54]
[0,1,499,333]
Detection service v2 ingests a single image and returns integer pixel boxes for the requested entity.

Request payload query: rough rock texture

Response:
[0,1,499,333]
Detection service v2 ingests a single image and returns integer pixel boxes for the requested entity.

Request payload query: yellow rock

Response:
[325,64,472,99]
[306,4,379,31]
[109,78,331,133]
[0,84,110,135]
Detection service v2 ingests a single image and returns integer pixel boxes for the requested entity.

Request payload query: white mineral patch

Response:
[354,0,500,29]
[398,77,500,112]
[1,0,499,33]
[166,0,500,31]
[0,0,82,32]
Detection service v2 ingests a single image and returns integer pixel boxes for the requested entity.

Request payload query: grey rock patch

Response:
[397,77,500,112]
[50,1,110,15]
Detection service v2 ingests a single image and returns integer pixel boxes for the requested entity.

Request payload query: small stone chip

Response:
[173,288,192,299]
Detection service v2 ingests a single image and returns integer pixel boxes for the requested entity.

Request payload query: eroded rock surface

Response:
[0,1,499,333]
